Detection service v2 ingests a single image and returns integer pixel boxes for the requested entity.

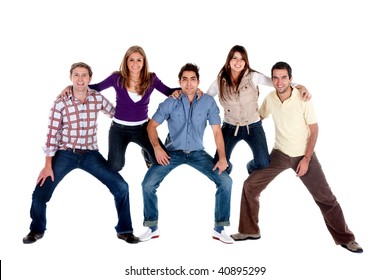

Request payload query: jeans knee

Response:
[111,181,129,197]
[142,183,153,194]
[109,161,123,172]
[32,188,52,204]
[142,178,158,196]
[227,176,233,188]
[219,175,232,191]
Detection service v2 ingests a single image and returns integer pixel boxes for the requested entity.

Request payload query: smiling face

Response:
[179,70,199,97]
[272,68,292,95]
[127,51,144,76]
[229,51,246,74]
[70,66,91,92]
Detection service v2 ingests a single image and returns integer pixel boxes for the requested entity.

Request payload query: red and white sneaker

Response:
[212,230,234,244]
[139,228,160,242]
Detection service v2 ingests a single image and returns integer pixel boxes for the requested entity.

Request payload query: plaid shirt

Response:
[43,88,115,157]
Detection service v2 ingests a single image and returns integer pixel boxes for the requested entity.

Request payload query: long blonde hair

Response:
[117,45,153,96]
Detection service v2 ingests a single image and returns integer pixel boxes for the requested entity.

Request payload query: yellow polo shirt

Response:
[259,87,317,157]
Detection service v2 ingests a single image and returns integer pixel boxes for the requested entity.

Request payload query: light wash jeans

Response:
[142,150,232,227]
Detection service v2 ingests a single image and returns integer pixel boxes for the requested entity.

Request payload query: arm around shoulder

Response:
[294,84,311,101]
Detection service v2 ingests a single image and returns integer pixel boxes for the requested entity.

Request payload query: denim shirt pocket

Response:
[171,110,185,124]
[192,111,209,125]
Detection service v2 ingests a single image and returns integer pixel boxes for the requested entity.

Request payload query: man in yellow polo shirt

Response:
[231,61,363,253]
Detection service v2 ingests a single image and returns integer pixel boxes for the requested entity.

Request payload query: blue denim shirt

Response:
[152,92,221,152]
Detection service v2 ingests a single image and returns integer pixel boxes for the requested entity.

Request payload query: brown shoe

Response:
[341,240,363,253]
[230,232,261,241]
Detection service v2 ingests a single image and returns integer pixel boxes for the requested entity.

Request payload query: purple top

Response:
[89,72,176,122]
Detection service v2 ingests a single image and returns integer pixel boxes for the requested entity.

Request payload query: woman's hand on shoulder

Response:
[296,84,312,101]
[196,88,204,99]
[169,90,181,99]
[169,88,204,99]
[57,85,72,99]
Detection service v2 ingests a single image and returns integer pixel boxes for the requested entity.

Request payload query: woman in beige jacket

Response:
[207,45,309,174]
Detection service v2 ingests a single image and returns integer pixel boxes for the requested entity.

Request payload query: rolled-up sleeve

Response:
[207,97,221,125]
[151,98,174,124]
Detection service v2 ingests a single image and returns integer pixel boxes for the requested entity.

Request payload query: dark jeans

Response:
[214,121,270,174]
[238,149,356,244]
[108,121,165,171]
[28,150,133,234]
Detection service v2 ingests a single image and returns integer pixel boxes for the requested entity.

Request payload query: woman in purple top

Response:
[89,45,177,171]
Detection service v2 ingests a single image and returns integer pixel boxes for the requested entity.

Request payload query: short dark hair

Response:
[70,62,93,77]
[271,61,292,79]
[178,63,199,80]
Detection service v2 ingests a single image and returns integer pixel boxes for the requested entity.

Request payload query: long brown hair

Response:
[117,45,153,96]
[218,45,255,101]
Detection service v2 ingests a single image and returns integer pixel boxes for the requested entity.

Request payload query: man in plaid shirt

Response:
[23,62,139,244]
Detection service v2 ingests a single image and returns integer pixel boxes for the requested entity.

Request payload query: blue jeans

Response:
[108,120,166,171]
[28,150,133,234]
[141,150,232,227]
[214,121,270,174]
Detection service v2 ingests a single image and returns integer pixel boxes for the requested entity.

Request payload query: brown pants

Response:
[238,149,355,244]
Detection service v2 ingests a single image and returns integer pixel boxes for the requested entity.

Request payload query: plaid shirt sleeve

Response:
[43,98,64,157]
[99,92,116,118]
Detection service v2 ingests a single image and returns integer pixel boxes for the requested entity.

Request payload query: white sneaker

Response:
[139,228,160,242]
[212,230,234,244]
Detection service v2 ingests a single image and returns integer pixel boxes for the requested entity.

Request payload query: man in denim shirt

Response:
[139,63,233,244]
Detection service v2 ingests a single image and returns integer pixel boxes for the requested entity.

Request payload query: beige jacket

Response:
[219,70,260,131]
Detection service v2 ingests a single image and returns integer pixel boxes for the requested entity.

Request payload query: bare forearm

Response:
[44,156,53,169]
[212,125,227,161]
[305,124,318,159]
[147,120,161,149]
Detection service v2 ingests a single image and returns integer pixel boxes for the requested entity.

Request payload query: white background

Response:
[1,0,389,279]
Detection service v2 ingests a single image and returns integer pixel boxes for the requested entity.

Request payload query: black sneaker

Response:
[117,232,140,244]
[23,231,44,244]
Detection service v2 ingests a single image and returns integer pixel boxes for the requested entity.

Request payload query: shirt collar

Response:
[68,87,94,101]
[179,91,200,101]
